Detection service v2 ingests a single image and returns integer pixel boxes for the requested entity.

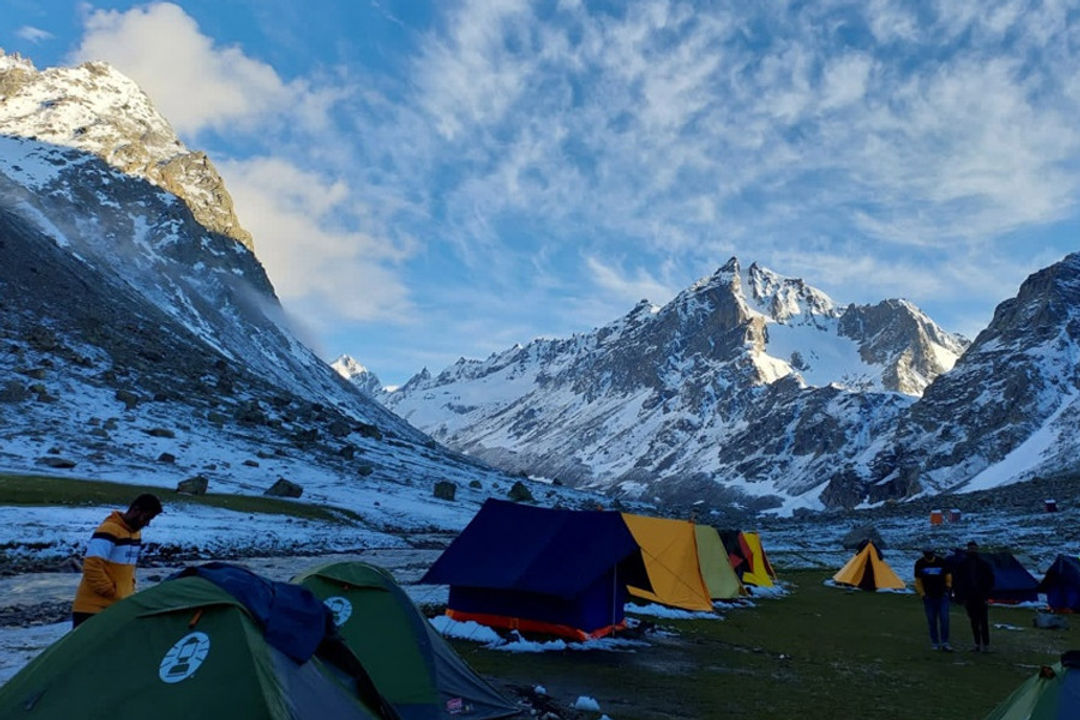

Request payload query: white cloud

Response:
[585,256,676,306]
[72,2,318,136]
[16,26,54,43]
[218,157,416,325]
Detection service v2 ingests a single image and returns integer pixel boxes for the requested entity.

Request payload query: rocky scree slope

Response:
[0,56,566,526]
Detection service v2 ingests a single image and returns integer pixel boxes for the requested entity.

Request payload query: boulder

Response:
[242,459,259,467]
[469,479,482,489]
[265,477,303,498]
[356,464,374,477]
[115,389,140,410]
[434,481,457,501]
[508,480,534,503]
[157,452,176,464]
[36,457,75,469]
[177,475,209,495]
[0,381,30,403]
[841,524,886,550]
[145,427,175,438]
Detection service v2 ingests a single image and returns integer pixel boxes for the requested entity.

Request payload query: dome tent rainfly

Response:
[832,540,905,592]
[293,561,519,719]
[0,563,394,720]
[984,651,1080,720]
[420,499,651,640]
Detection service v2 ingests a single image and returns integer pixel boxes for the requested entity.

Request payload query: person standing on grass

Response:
[71,493,162,628]
[954,540,995,652]
[915,548,953,651]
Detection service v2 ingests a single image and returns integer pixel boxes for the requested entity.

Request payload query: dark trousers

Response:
[965,600,989,646]
[923,595,950,645]
[71,611,95,629]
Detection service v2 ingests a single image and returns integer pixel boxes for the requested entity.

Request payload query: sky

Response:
[2,0,1079,386]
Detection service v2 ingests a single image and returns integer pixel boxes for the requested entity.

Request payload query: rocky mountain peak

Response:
[743,262,839,324]
[331,354,384,398]
[0,49,253,250]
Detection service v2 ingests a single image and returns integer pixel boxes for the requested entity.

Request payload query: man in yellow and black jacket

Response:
[71,493,162,628]
[914,548,953,652]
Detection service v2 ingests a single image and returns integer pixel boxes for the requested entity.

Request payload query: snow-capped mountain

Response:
[331,355,385,398]
[0,51,580,526]
[0,50,251,249]
[378,258,968,512]
[829,252,1080,506]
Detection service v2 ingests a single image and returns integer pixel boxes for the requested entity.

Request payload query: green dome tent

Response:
[294,561,519,720]
[0,572,390,720]
[984,651,1080,720]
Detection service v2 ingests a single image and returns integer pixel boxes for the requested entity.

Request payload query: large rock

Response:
[176,475,209,495]
[508,480,534,503]
[264,477,303,498]
[433,481,456,501]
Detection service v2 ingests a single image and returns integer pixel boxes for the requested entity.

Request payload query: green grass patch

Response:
[0,472,364,524]
[453,570,1080,720]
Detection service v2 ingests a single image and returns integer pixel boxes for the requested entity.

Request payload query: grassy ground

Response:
[454,570,1080,720]
[0,472,365,524]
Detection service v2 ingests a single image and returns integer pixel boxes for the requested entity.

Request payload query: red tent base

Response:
[445,609,625,641]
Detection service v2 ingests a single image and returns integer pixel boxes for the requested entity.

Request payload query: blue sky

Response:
[3,1,1079,386]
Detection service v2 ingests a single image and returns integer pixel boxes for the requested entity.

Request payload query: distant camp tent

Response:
[694,525,745,600]
[945,550,1040,604]
[420,499,651,640]
[983,650,1080,720]
[832,540,905,591]
[1038,555,1080,613]
[0,563,392,720]
[720,530,778,588]
[621,514,713,612]
[985,552,1040,604]
[930,509,944,525]
[294,561,519,720]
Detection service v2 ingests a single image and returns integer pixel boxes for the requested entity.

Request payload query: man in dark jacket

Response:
[954,540,995,652]
[915,548,952,651]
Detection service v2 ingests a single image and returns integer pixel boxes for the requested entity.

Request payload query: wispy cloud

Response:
[16,26,54,44]
[64,0,1080,380]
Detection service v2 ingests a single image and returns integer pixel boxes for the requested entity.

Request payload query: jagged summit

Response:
[331,354,384,397]
[377,258,970,511]
[0,48,252,249]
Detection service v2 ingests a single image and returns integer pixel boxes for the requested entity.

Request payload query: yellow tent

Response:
[737,531,777,588]
[694,525,745,600]
[832,541,905,591]
[621,514,714,612]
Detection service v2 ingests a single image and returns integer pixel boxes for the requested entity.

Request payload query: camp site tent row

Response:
[420,500,774,639]
[0,562,519,720]
[832,540,905,592]
[984,650,1080,720]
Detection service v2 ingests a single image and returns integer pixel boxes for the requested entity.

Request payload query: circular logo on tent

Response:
[159,632,210,684]
[324,596,352,626]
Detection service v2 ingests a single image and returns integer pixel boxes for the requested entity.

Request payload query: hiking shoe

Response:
[931,643,940,651]
[971,645,982,652]
[981,646,994,654]
[940,644,954,652]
